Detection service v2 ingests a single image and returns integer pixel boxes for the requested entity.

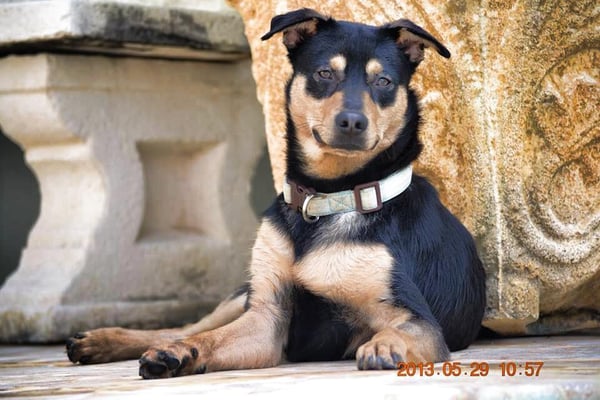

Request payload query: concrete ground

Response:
[0,335,599,399]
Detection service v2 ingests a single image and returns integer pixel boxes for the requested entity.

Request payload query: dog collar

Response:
[283,165,413,222]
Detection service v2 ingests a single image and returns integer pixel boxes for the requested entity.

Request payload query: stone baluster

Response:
[0,1,265,341]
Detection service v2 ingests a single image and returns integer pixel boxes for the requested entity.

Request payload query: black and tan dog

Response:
[66,8,486,379]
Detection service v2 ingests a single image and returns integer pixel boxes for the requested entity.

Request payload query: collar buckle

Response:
[353,181,383,214]
[288,181,320,223]
[288,180,315,212]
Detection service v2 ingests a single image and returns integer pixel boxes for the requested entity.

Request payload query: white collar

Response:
[283,165,413,222]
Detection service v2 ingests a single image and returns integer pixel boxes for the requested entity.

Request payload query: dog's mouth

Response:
[312,128,376,152]
[312,128,327,146]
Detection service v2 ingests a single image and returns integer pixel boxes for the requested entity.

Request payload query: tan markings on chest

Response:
[293,243,394,306]
[248,220,295,306]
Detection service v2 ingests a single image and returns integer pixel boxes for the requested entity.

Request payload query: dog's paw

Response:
[66,332,95,364]
[66,330,123,364]
[139,342,205,379]
[66,328,143,364]
[356,337,404,370]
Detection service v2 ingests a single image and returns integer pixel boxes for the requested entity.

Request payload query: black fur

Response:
[286,288,353,362]
[260,9,485,360]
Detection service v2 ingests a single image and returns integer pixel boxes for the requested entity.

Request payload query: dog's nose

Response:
[335,111,368,136]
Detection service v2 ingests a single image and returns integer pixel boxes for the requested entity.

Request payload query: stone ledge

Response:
[0,0,250,60]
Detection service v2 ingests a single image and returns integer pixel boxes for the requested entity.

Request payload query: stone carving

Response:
[228,0,600,334]
[519,49,599,264]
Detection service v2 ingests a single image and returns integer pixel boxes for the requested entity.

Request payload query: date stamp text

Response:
[396,361,544,377]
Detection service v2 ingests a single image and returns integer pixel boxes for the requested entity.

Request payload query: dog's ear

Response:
[382,19,451,65]
[261,8,330,49]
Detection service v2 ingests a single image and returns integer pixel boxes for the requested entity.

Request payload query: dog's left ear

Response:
[382,19,451,65]
[261,8,330,49]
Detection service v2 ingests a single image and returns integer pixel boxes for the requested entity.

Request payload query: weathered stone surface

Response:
[228,0,600,334]
[0,0,249,60]
[0,53,265,342]
[1,336,600,398]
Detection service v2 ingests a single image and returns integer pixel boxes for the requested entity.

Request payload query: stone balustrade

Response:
[0,0,265,342]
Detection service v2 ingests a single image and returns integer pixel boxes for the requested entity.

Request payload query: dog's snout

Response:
[335,111,368,136]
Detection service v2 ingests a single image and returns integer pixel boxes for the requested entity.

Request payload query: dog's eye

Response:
[376,77,391,87]
[317,69,334,80]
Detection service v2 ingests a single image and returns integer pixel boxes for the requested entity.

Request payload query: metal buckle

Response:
[288,180,319,223]
[353,181,382,214]
[301,194,319,223]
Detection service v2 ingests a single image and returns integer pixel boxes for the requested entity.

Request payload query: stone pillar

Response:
[0,1,265,342]
[228,0,600,335]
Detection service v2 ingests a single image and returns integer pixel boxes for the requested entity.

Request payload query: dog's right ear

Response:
[261,8,330,50]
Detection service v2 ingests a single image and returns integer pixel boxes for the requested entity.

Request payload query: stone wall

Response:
[228,0,600,335]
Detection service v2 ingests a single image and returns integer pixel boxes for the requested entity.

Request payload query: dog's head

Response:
[262,8,450,186]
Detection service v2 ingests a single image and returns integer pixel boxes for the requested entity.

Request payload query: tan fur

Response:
[142,307,288,377]
[288,75,343,150]
[246,220,295,307]
[343,302,414,357]
[67,328,180,364]
[396,320,447,361]
[294,242,394,306]
[330,54,347,72]
[362,90,408,149]
[365,59,384,76]
[397,30,437,63]
[67,292,248,364]
[283,19,319,48]
[181,292,246,336]
[190,308,284,372]
[357,320,447,364]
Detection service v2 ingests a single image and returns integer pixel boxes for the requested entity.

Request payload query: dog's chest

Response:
[292,241,394,305]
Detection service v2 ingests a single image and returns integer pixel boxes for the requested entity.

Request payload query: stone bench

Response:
[0,0,266,341]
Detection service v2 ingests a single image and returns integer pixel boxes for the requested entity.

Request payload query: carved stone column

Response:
[0,1,265,342]
[228,0,599,335]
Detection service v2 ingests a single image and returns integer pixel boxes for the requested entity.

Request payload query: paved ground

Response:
[0,335,599,399]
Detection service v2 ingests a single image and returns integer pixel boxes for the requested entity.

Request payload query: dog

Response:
[66,8,486,379]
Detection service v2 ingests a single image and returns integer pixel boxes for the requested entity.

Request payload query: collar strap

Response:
[283,165,413,222]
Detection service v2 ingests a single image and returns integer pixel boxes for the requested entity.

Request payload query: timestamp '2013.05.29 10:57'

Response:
[396,361,544,377]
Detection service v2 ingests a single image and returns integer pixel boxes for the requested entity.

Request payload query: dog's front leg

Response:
[355,316,450,370]
[138,220,295,379]
[354,287,450,370]
[356,279,450,369]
